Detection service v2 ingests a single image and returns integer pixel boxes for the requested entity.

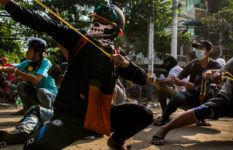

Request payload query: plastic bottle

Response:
[15,97,23,109]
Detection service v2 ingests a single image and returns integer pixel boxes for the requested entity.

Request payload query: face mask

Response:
[195,50,206,60]
[87,22,115,38]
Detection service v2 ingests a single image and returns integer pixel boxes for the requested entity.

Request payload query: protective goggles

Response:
[89,14,117,27]
[94,4,118,23]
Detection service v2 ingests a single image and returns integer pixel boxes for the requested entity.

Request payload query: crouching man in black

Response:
[0,1,153,149]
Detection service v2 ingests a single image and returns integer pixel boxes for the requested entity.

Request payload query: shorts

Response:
[203,94,233,117]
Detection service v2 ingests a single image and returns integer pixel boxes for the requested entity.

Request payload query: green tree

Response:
[203,0,233,57]
[0,12,24,63]
[111,0,173,56]
[0,0,189,62]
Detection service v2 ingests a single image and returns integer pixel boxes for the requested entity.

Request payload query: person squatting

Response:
[151,57,233,145]
[0,0,153,149]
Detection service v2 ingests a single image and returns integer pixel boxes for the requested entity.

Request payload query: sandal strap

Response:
[151,135,164,145]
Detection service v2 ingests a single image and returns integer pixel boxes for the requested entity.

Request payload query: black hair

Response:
[27,37,47,52]
[161,56,178,72]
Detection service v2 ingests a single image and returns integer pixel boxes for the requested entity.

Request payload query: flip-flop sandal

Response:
[196,120,211,126]
[151,135,164,145]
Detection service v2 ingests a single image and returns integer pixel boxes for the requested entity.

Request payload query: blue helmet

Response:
[27,37,47,52]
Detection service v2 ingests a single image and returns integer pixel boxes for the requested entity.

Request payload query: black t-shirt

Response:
[178,59,222,86]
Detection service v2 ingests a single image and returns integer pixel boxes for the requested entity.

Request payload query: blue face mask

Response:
[195,50,206,60]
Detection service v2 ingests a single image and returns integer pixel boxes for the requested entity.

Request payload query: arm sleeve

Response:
[178,61,193,80]
[36,59,51,77]
[15,60,30,72]
[118,62,147,85]
[5,1,81,53]
[168,67,177,77]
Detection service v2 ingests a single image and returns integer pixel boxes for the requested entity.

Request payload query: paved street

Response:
[0,103,233,150]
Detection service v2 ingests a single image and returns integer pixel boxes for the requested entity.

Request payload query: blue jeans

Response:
[16,82,56,134]
[17,105,54,134]
[37,88,56,109]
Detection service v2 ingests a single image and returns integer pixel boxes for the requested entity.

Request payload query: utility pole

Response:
[146,0,155,102]
[148,0,155,74]
[148,16,154,74]
[171,0,178,59]
[107,0,111,5]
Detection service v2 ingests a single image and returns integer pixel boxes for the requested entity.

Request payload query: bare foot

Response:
[151,127,167,145]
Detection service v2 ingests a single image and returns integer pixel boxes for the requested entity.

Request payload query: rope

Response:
[199,80,207,104]
[222,71,233,81]
[34,0,111,58]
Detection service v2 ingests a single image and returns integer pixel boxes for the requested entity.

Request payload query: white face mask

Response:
[87,22,114,38]
[195,50,206,60]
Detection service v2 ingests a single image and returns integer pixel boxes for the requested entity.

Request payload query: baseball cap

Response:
[192,40,213,51]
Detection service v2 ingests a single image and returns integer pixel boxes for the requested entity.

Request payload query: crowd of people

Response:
[0,0,232,149]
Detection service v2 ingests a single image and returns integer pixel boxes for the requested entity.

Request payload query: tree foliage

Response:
[0,0,190,63]
[203,0,233,56]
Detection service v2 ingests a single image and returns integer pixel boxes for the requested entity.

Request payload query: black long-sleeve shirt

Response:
[5,1,147,123]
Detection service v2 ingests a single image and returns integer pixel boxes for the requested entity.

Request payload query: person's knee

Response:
[193,105,211,120]
[37,89,52,108]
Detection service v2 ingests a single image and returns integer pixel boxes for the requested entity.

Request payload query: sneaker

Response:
[107,137,125,150]
[0,130,30,145]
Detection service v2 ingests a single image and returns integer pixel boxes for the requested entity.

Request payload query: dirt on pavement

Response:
[0,103,233,150]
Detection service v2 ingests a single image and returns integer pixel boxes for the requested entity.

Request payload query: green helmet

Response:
[94,4,125,30]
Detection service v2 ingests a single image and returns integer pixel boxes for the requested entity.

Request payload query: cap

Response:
[192,40,213,51]
[216,58,226,66]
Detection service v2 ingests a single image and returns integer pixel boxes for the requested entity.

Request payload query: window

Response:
[187,0,194,11]
[194,0,206,9]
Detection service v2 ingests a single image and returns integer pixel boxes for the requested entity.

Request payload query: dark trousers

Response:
[18,82,56,111]
[162,90,200,122]
[18,82,38,111]
[24,104,153,150]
